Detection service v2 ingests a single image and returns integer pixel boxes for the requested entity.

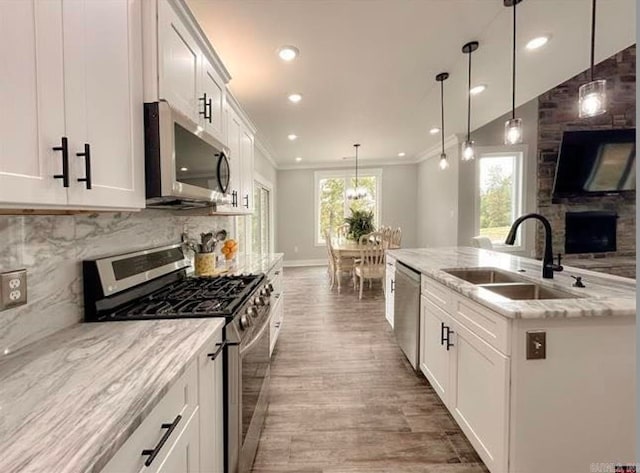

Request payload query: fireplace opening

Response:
[565,211,617,254]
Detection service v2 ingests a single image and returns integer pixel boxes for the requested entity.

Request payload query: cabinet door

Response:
[225,108,242,208]
[158,0,201,122]
[385,263,395,328]
[155,410,201,473]
[240,128,254,213]
[198,332,224,473]
[200,57,225,144]
[0,0,68,206]
[449,317,510,473]
[63,0,144,209]
[420,296,451,405]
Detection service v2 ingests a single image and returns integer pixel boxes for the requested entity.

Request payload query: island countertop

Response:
[0,317,225,473]
[387,247,636,319]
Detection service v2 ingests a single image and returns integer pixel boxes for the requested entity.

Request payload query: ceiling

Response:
[187,0,636,167]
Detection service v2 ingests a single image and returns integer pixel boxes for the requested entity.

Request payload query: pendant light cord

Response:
[511,1,517,119]
[590,0,596,81]
[440,80,445,154]
[467,51,472,141]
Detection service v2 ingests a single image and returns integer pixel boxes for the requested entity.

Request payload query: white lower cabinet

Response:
[419,296,452,406]
[384,257,396,328]
[101,328,224,473]
[448,317,510,473]
[419,275,635,473]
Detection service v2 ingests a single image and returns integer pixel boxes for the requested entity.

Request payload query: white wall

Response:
[416,142,460,247]
[277,164,418,263]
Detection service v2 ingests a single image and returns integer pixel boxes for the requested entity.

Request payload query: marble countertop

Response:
[229,252,284,275]
[387,247,636,319]
[0,317,225,473]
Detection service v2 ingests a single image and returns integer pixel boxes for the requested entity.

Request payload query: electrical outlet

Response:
[1,269,27,310]
[526,331,546,360]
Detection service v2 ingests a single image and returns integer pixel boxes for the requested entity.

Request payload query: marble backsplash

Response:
[0,211,235,354]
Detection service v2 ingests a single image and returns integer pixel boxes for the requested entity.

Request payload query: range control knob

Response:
[253,296,266,306]
[239,314,251,330]
[267,283,274,293]
[246,306,257,318]
[260,287,271,297]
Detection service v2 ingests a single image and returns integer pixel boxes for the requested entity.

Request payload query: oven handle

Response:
[240,309,273,357]
[207,340,238,361]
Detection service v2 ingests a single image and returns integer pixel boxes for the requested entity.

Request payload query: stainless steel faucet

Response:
[505,213,563,279]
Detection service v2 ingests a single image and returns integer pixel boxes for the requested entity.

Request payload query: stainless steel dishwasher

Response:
[393,262,421,370]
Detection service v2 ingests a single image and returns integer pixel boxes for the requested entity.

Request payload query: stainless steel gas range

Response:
[83,243,273,473]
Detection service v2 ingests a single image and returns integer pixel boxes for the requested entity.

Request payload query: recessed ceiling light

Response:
[397,152,406,157]
[287,134,298,141]
[180,167,188,172]
[288,93,303,103]
[470,84,487,95]
[295,157,302,162]
[278,45,299,62]
[526,35,550,51]
[429,127,441,135]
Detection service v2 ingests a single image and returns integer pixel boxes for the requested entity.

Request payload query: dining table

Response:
[331,238,399,292]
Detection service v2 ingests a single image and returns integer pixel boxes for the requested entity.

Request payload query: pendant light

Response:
[504,0,524,144]
[462,41,479,161]
[579,0,606,118]
[346,144,367,200]
[435,72,450,170]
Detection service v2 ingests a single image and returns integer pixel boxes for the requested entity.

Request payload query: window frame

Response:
[253,172,275,255]
[474,146,526,252]
[314,168,383,246]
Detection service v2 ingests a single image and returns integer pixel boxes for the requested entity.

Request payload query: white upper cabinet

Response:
[225,107,242,209]
[64,0,145,209]
[240,128,254,212]
[157,0,201,121]
[0,0,145,210]
[0,0,67,206]
[200,56,226,144]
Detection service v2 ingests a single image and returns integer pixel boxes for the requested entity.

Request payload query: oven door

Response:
[238,308,272,473]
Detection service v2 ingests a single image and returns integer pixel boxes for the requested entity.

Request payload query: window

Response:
[252,182,272,255]
[314,169,382,245]
[476,149,524,247]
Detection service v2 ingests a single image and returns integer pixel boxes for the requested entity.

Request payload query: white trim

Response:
[253,172,276,255]
[283,259,327,268]
[474,145,527,252]
[313,168,383,247]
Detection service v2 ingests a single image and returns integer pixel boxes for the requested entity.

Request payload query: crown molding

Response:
[254,137,279,169]
[225,93,257,134]
[278,158,420,171]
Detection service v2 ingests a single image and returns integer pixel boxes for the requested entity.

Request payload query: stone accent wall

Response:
[536,45,636,276]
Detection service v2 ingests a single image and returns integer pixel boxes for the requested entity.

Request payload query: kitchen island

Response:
[387,247,635,473]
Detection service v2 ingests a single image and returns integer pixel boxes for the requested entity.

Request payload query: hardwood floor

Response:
[252,266,489,473]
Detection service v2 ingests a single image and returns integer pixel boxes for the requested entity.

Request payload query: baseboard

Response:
[283,259,327,268]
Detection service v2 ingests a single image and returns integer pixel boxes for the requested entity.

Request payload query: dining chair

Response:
[391,227,402,247]
[354,232,385,299]
[335,223,350,240]
[471,236,493,250]
[326,231,357,293]
[323,230,336,289]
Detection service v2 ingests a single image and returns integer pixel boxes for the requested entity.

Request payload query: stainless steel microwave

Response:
[144,101,232,209]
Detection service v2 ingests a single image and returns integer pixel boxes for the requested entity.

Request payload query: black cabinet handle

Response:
[440,322,446,346]
[446,328,454,351]
[207,340,237,361]
[52,137,70,187]
[76,143,92,189]
[243,194,249,209]
[199,93,209,120]
[141,415,182,467]
[206,98,213,123]
[231,190,238,207]
[390,280,395,293]
[275,321,281,328]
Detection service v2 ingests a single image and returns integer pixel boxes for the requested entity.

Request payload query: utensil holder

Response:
[195,252,216,276]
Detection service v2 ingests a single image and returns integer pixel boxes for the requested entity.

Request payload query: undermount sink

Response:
[443,267,584,300]
[443,267,528,285]
[477,283,583,300]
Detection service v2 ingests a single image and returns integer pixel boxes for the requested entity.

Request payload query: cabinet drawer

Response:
[421,277,452,311]
[101,362,199,473]
[454,297,510,354]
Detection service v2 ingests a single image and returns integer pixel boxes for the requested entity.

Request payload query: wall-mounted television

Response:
[552,129,636,200]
